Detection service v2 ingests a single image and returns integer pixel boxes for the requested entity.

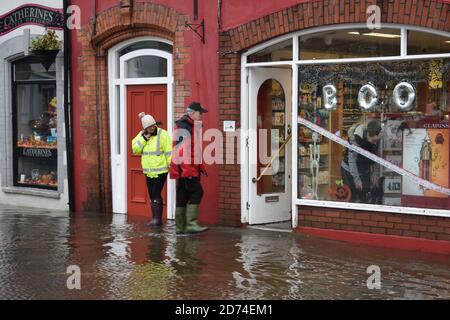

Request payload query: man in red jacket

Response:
[170,102,209,234]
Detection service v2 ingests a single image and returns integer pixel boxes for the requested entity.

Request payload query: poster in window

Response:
[402,127,449,198]
[383,119,403,151]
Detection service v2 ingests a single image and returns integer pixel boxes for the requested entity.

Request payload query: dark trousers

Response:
[341,167,371,203]
[146,173,168,201]
[176,177,204,207]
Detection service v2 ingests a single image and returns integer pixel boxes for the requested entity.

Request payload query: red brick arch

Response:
[217,0,450,227]
[75,2,191,212]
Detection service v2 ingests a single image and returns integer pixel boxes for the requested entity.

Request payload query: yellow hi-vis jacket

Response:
[132,128,172,178]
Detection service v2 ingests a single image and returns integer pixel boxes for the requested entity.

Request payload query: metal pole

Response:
[63,0,74,212]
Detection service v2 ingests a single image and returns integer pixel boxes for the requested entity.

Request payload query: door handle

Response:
[252,177,257,183]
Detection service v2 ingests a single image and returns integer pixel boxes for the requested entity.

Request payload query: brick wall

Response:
[218,32,242,227]
[224,0,449,51]
[74,1,190,212]
[217,0,450,227]
[298,207,450,241]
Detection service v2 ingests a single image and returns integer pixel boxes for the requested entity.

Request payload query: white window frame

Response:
[108,37,175,218]
[241,23,450,226]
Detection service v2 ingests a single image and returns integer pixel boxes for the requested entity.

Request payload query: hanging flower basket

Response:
[31,49,60,71]
[30,30,61,71]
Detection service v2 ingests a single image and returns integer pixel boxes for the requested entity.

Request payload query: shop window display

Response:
[298,59,450,210]
[13,57,57,190]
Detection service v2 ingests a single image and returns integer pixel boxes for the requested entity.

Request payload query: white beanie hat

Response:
[138,112,156,130]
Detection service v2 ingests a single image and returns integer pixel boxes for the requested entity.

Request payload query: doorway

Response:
[247,67,292,225]
[108,38,174,217]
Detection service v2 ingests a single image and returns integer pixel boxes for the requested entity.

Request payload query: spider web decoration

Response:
[299,59,450,98]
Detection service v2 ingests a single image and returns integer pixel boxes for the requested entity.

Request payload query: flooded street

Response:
[0,205,449,300]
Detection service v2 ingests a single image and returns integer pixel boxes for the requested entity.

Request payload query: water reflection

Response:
[0,205,449,299]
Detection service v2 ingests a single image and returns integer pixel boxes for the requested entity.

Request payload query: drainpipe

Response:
[63,0,75,212]
[218,0,222,31]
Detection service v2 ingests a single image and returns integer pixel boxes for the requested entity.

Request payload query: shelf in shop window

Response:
[16,146,57,160]
[15,182,57,190]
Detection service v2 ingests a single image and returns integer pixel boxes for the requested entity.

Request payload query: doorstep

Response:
[247,221,292,233]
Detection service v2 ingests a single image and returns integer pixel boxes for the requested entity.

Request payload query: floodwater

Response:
[0,205,449,300]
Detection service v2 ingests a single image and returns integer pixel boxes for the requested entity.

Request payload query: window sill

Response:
[2,187,61,199]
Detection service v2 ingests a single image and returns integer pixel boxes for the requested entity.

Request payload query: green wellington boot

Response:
[175,207,187,234]
[185,204,208,234]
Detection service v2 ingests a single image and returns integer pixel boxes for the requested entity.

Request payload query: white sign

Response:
[223,121,235,132]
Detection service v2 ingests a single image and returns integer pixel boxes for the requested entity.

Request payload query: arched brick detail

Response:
[90,2,178,50]
[217,0,450,228]
[225,0,450,52]
[75,2,191,213]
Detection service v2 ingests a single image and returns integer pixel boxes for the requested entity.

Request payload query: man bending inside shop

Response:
[341,119,383,204]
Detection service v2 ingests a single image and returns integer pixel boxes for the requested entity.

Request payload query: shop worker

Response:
[132,112,172,226]
[341,119,383,203]
[170,102,209,234]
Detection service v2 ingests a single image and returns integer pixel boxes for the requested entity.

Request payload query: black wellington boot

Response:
[148,199,163,227]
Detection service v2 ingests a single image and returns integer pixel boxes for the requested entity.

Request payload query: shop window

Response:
[247,39,293,63]
[298,59,450,210]
[257,79,286,195]
[407,30,450,55]
[299,28,401,60]
[13,57,57,190]
[125,55,167,78]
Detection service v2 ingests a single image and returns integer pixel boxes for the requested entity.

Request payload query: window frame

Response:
[12,58,57,190]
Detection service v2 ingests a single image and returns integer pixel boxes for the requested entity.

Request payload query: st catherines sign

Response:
[0,4,64,36]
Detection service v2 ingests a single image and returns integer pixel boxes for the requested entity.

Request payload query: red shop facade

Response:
[70,0,450,254]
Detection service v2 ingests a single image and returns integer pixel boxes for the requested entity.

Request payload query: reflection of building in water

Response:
[232,233,304,299]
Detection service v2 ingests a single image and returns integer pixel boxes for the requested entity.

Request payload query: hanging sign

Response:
[0,4,64,36]
[298,116,450,196]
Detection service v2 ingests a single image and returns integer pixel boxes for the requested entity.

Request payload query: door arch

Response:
[108,37,174,218]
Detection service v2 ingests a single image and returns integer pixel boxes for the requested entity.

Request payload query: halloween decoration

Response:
[393,81,416,111]
[323,84,338,110]
[358,83,378,111]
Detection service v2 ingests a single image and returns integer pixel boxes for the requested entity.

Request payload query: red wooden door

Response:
[127,84,168,217]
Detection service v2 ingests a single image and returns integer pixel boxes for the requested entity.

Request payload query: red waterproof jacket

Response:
[169,115,207,179]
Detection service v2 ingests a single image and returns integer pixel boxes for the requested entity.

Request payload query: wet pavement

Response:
[0,204,449,300]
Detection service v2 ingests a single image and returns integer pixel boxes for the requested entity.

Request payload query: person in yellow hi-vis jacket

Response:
[132,112,172,226]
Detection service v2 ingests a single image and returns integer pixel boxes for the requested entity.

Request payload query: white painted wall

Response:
[0,0,63,45]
